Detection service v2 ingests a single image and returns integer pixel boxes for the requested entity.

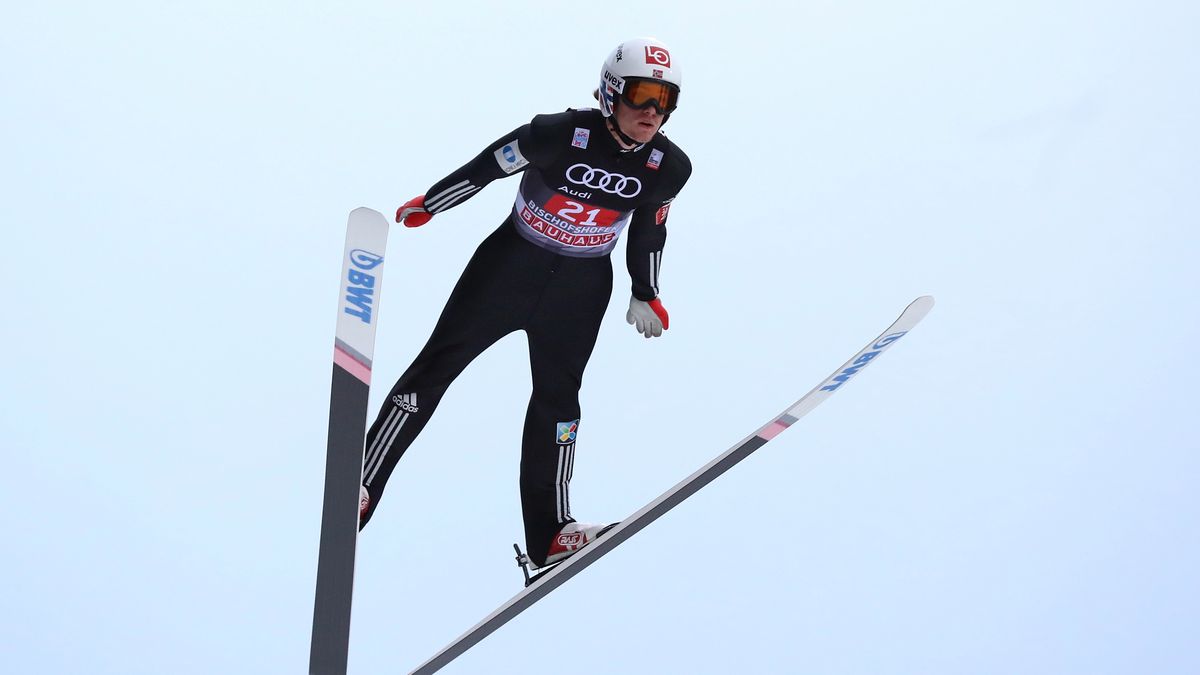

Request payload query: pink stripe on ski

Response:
[757,420,789,441]
[334,345,372,384]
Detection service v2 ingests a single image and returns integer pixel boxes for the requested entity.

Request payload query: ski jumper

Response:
[360,108,691,565]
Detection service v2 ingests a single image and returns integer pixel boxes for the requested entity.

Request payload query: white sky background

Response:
[2,1,1197,673]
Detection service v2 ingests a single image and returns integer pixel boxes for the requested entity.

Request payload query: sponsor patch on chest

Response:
[566,162,642,198]
[646,148,663,170]
[571,127,590,149]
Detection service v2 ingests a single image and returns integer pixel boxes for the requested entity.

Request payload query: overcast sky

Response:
[3,1,1197,673]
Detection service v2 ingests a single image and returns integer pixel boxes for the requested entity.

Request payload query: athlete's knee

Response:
[529,376,582,407]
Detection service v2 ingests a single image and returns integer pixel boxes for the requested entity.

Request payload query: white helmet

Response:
[597,37,682,118]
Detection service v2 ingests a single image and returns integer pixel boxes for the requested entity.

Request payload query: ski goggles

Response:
[620,78,680,114]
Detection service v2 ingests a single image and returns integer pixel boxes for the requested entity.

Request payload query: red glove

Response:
[648,298,670,330]
[626,296,670,338]
[396,195,432,227]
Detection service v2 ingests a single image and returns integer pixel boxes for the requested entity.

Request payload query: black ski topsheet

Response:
[409,296,934,675]
[310,365,370,674]
[310,208,390,675]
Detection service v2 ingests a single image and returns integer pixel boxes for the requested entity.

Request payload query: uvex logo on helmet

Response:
[602,69,624,93]
[566,163,642,198]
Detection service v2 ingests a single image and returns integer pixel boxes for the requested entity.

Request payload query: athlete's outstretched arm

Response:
[418,114,567,218]
[418,125,528,215]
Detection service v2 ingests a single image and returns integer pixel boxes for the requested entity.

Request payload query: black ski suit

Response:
[359,108,691,565]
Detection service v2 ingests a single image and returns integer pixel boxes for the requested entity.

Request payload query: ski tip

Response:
[349,206,389,225]
[901,296,935,324]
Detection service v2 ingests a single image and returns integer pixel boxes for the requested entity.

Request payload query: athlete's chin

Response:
[631,124,659,143]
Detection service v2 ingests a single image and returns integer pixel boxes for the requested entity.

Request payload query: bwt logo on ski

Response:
[343,248,384,324]
[820,331,907,392]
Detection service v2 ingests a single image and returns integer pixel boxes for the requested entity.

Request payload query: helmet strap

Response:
[608,118,642,150]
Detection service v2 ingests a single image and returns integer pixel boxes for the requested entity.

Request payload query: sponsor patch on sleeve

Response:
[494,140,530,174]
[655,202,671,225]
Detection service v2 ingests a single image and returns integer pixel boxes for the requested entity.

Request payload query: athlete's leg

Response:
[360,225,539,526]
[519,256,613,564]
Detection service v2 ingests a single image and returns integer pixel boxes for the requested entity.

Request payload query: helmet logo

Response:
[645,45,671,68]
[603,69,624,93]
[566,163,642,198]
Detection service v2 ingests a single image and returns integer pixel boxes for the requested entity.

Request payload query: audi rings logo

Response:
[565,163,642,198]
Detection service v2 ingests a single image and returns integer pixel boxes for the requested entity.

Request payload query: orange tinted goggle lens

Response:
[622,79,679,113]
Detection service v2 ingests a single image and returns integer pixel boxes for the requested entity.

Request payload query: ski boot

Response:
[514,521,618,587]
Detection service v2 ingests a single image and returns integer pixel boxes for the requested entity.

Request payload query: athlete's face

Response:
[613,101,664,144]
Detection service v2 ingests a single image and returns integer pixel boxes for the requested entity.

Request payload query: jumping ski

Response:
[408,295,935,675]
[310,207,391,675]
